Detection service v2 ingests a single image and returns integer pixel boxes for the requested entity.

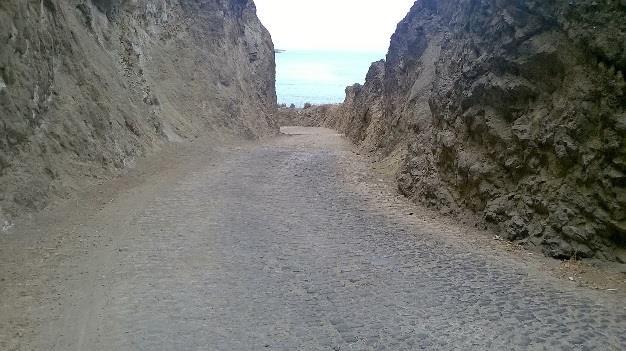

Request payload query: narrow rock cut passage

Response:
[1,128,624,350]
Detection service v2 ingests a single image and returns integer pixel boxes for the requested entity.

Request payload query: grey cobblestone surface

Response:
[1,128,625,350]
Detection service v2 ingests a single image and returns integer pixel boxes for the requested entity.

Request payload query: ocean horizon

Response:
[275,50,384,107]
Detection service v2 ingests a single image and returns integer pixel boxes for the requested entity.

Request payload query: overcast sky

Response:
[254,0,416,52]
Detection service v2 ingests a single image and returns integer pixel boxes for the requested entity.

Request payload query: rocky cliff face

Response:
[275,104,340,127]
[324,0,626,261]
[0,0,276,223]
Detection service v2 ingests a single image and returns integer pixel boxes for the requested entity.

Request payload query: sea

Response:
[275,50,385,107]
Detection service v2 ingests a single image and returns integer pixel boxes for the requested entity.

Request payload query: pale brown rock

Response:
[0,0,277,221]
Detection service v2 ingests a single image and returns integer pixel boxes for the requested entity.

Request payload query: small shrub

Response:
[303,102,312,109]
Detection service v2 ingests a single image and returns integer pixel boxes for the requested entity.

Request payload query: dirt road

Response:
[1,127,624,350]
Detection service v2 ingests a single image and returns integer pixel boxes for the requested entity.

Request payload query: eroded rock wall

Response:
[0,0,277,222]
[326,0,626,261]
[275,104,340,127]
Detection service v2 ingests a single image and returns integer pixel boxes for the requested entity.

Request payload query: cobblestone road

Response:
[1,128,624,350]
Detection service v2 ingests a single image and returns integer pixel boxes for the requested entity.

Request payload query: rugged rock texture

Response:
[324,0,626,261]
[275,104,340,127]
[0,0,276,223]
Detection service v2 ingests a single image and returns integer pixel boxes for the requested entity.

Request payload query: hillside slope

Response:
[324,0,626,261]
[0,0,277,223]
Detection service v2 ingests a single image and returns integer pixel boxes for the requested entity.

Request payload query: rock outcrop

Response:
[323,0,626,261]
[275,104,340,127]
[0,0,276,222]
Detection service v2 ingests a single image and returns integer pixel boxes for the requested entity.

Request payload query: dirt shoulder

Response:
[331,134,626,294]
[0,134,251,349]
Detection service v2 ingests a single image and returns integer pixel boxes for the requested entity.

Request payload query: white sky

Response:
[254,0,416,52]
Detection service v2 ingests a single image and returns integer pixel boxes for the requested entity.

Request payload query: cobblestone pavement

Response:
[1,128,625,350]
